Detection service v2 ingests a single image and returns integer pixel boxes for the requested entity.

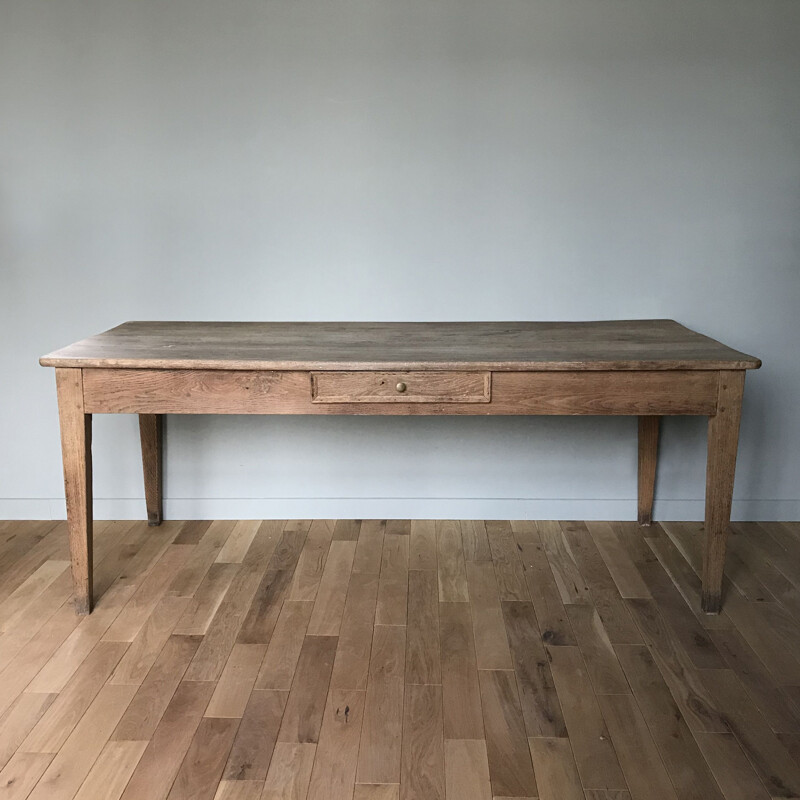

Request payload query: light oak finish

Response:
[40,320,761,371]
[2,519,800,798]
[224,690,286,782]
[356,624,406,785]
[80,367,722,416]
[637,416,659,525]
[54,369,92,615]
[311,370,490,403]
[702,371,745,613]
[138,414,163,526]
[444,739,492,800]
[529,737,584,800]
[42,321,760,614]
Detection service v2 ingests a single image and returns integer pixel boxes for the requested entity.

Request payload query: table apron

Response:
[80,368,722,416]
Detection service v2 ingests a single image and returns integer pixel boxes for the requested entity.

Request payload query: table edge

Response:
[39,356,762,371]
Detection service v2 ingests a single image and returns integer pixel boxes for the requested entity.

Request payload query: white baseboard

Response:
[0,497,798,521]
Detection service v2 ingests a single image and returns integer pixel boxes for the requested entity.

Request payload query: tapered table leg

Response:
[56,368,93,614]
[638,416,660,526]
[702,371,745,614]
[139,414,163,526]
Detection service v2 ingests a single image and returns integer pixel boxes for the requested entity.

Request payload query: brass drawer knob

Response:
[396,381,407,393]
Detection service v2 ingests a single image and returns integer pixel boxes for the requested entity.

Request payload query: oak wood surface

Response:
[702,372,745,613]
[637,416,659,525]
[81,367,721,416]
[55,369,93,615]
[138,415,163,526]
[40,320,761,371]
[311,370,490,403]
[2,519,800,799]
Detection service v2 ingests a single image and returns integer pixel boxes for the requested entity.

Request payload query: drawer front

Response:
[311,371,491,403]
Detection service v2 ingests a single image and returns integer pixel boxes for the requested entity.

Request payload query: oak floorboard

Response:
[104,545,194,642]
[485,520,528,602]
[444,739,492,800]
[21,639,130,753]
[596,692,678,800]
[405,568,441,685]
[478,669,538,799]
[172,520,212,546]
[27,683,138,800]
[277,635,338,745]
[306,689,366,800]
[0,601,82,718]
[546,645,627,792]
[261,742,316,800]
[110,595,190,685]
[236,568,293,645]
[255,601,314,692]
[529,736,584,800]
[24,579,137,694]
[330,573,380,691]
[400,683,445,800]
[461,519,493,563]
[287,522,329,601]
[353,785,400,800]
[560,520,641,644]
[223,689,287,781]
[694,732,771,800]
[614,644,724,800]
[698,668,800,797]
[183,562,266,682]
[306,540,357,637]
[512,520,577,646]
[501,600,566,738]
[566,604,630,694]
[437,521,469,602]
[351,520,386,575]
[119,680,215,800]
[466,561,512,671]
[216,520,261,564]
[439,601,485,739]
[356,625,406,785]
[172,563,239,637]
[0,692,56,771]
[167,520,236,598]
[112,634,201,741]
[213,780,264,800]
[73,740,149,800]
[537,520,591,606]
[709,627,800,733]
[332,519,362,542]
[0,559,70,632]
[3,519,800,800]
[625,598,729,733]
[381,528,410,574]
[0,751,55,800]
[585,521,651,599]
[376,533,409,626]
[0,569,73,674]
[646,531,734,631]
[167,716,240,800]
[205,643,267,718]
[409,520,437,570]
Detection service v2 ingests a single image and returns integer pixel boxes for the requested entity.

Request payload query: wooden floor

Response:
[1,520,800,800]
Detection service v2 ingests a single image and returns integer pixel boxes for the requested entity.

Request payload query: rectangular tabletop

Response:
[40,320,760,372]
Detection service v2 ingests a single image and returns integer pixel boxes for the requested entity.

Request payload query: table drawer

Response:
[310,371,491,403]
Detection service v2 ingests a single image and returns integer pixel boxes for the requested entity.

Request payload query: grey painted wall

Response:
[1,0,799,520]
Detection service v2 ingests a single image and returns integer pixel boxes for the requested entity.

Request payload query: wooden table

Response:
[41,320,760,615]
